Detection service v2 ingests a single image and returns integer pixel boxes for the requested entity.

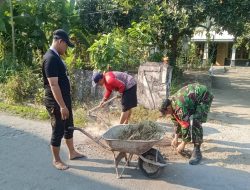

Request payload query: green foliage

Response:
[114,0,208,65]
[88,29,133,71]
[0,0,248,71]
[236,22,250,51]
[34,88,45,105]
[73,107,88,127]
[0,55,18,83]
[0,0,249,109]
[170,66,184,95]
[148,52,164,62]
[88,21,155,71]
[177,43,201,68]
[78,0,142,35]
[3,68,42,103]
[64,48,93,70]
[204,0,249,37]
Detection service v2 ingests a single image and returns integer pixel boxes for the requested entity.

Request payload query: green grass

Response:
[73,107,88,127]
[0,102,49,120]
[0,102,88,127]
[130,105,161,123]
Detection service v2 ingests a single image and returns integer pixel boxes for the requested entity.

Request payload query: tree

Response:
[77,0,142,35]
[202,0,250,64]
[204,0,250,37]
[113,0,208,66]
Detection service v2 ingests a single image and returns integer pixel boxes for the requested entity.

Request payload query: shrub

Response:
[148,52,164,62]
[3,68,42,103]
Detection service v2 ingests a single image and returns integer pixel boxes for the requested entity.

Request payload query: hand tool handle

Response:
[88,96,117,114]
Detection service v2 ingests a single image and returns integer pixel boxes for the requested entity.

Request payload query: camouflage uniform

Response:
[171,83,213,143]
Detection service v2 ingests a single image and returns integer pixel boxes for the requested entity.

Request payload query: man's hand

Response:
[99,100,106,108]
[60,106,69,120]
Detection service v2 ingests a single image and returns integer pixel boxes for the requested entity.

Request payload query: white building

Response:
[191,29,249,66]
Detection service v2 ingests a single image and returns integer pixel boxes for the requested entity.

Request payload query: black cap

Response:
[159,98,171,115]
[53,29,74,48]
[92,72,103,84]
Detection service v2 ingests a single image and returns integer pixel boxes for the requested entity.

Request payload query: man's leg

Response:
[176,141,188,152]
[189,121,203,165]
[175,127,192,158]
[189,143,202,165]
[64,109,85,160]
[119,110,130,124]
[65,138,85,160]
[123,109,132,124]
[171,134,179,148]
[51,145,69,170]
[47,107,69,170]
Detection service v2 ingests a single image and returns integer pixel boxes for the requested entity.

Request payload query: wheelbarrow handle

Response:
[88,96,118,114]
[69,127,111,151]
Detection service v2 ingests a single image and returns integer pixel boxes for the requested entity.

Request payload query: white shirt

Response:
[49,46,60,57]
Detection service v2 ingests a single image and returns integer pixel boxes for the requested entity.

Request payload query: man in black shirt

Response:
[42,29,84,170]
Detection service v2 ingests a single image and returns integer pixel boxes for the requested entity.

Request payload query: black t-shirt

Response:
[42,49,71,107]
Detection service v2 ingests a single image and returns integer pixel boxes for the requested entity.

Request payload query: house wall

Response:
[216,43,228,66]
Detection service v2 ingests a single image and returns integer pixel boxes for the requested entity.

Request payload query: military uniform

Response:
[170,83,213,143]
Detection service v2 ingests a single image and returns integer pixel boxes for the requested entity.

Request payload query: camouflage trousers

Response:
[175,93,213,144]
[176,121,203,144]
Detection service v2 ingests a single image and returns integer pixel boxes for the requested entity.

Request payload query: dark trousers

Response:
[46,106,74,147]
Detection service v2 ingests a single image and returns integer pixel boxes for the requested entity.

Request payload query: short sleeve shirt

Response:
[42,49,71,107]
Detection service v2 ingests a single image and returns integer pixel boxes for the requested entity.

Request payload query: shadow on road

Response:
[0,124,125,190]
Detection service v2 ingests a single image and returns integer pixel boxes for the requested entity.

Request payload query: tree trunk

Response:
[9,0,16,64]
[169,34,179,66]
[9,0,16,63]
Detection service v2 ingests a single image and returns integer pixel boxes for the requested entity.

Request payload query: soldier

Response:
[159,83,213,165]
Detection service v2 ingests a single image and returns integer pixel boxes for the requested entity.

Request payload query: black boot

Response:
[189,144,202,165]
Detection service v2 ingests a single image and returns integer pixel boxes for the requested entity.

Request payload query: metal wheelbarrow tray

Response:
[70,124,167,178]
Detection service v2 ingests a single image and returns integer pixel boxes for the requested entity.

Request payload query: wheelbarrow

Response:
[69,124,167,178]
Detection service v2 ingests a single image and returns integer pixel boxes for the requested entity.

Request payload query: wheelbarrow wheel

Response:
[138,148,166,178]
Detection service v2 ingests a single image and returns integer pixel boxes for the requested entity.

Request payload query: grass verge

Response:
[0,101,88,127]
[0,102,49,120]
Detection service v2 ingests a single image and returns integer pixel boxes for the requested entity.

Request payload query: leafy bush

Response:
[148,52,164,62]
[88,29,132,71]
[34,88,45,105]
[0,55,18,83]
[3,68,42,103]
[88,23,153,71]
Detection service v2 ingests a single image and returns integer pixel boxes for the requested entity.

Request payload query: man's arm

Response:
[47,77,69,120]
[100,77,125,106]
[108,77,125,94]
